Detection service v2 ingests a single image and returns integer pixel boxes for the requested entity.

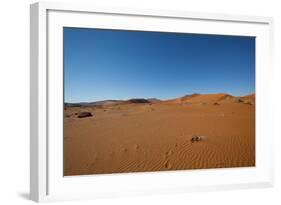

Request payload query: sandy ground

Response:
[64,94,255,176]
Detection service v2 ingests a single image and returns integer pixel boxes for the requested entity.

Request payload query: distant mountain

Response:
[127,98,150,103]
[65,98,160,107]
[147,98,162,103]
[64,100,124,107]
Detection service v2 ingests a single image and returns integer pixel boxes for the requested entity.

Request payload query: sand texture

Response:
[64,93,255,176]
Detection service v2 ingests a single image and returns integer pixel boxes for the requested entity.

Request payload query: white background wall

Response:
[0,0,280,204]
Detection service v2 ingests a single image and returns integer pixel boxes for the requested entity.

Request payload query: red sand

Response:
[64,93,255,176]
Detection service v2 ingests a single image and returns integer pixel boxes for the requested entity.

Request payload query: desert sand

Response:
[64,93,255,176]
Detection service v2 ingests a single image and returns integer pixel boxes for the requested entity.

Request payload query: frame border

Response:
[30,1,274,202]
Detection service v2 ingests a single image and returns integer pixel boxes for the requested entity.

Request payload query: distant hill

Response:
[65,98,161,107]
[147,98,162,103]
[127,98,150,103]
[64,100,124,107]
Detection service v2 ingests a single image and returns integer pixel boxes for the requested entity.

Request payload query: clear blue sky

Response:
[64,27,255,103]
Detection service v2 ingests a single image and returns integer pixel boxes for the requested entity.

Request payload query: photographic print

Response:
[63,28,255,176]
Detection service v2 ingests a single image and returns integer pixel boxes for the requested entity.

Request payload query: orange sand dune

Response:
[64,93,255,176]
[165,93,233,104]
[239,93,255,103]
[179,93,234,103]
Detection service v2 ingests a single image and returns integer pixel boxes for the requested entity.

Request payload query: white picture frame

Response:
[30,1,274,202]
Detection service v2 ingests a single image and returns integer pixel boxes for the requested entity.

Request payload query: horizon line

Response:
[65,92,255,104]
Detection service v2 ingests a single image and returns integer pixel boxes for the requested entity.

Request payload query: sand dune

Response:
[64,93,255,176]
[179,93,234,103]
[165,93,234,104]
[239,93,255,104]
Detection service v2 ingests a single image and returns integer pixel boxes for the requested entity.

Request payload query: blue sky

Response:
[64,28,255,103]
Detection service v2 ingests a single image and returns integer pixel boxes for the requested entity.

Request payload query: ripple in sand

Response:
[88,162,96,170]
[164,161,172,169]
[133,144,140,150]
[122,147,129,153]
[165,150,174,156]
